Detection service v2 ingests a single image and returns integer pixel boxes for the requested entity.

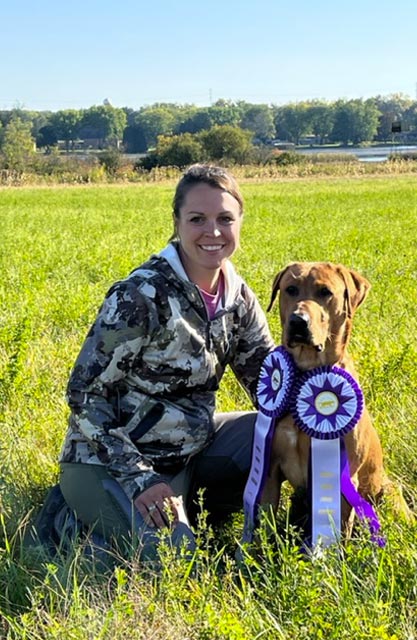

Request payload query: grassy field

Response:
[0,175,416,638]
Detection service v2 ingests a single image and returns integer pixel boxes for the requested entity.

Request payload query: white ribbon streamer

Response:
[311,438,341,546]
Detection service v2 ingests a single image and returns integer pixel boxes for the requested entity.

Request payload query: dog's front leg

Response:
[341,494,355,539]
[260,459,283,511]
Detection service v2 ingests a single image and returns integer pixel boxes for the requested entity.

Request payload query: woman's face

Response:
[175,183,242,287]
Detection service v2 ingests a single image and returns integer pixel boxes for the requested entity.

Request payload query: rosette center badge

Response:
[314,390,339,416]
[271,368,282,391]
[292,367,364,439]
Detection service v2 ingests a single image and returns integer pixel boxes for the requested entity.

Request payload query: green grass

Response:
[0,176,416,638]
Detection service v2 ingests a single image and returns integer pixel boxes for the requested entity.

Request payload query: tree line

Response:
[0,94,416,171]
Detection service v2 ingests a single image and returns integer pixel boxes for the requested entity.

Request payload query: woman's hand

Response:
[134,482,189,529]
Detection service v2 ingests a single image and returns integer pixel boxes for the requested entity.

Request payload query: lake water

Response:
[298,145,417,163]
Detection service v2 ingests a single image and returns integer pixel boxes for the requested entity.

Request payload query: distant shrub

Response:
[269,150,308,166]
[97,148,124,174]
[389,152,417,162]
[31,152,100,180]
[309,153,358,163]
[155,133,205,168]
[135,152,160,171]
[198,125,253,164]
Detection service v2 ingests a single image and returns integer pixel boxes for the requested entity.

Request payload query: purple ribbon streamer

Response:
[340,445,385,547]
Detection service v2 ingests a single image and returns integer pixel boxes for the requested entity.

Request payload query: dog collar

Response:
[242,346,384,548]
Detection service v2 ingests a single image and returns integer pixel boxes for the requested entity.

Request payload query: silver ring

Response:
[148,504,157,513]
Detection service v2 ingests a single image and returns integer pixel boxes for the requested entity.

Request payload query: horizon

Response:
[2,90,416,115]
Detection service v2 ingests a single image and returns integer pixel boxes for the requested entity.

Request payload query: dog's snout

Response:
[289,312,310,330]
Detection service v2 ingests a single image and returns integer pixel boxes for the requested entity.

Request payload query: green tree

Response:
[199,125,253,163]
[1,116,35,171]
[135,106,176,149]
[177,109,213,134]
[80,104,127,148]
[372,94,413,141]
[50,110,82,152]
[273,103,312,144]
[331,99,379,145]
[240,104,275,143]
[123,123,147,153]
[36,125,58,151]
[308,101,335,145]
[30,111,52,140]
[207,100,242,128]
[403,102,417,133]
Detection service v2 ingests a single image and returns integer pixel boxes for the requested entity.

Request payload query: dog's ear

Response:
[267,267,288,312]
[338,266,371,318]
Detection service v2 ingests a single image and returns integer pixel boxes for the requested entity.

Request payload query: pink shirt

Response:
[199,272,225,320]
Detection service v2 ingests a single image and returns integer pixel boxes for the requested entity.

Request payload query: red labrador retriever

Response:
[260,262,408,538]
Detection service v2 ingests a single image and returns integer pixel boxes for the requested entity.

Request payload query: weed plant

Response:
[0,176,416,638]
[1,155,417,186]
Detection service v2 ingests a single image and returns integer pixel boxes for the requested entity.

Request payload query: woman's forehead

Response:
[180,183,241,214]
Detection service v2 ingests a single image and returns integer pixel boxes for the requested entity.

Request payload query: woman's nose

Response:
[204,222,221,236]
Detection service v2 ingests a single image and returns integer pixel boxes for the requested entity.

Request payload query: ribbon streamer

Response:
[340,445,385,547]
[242,347,295,542]
[311,438,342,546]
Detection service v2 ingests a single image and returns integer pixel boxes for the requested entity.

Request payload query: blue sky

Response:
[1,0,416,112]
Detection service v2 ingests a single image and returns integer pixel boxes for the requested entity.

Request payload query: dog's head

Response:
[267,262,370,370]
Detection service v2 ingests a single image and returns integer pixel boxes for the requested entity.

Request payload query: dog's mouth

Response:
[285,312,325,353]
[287,314,324,353]
[287,334,324,352]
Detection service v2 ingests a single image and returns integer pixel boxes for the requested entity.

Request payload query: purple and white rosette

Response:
[242,346,296,542]
[291,366,364,440]
[290,366,383,547]
[256,346,296,418]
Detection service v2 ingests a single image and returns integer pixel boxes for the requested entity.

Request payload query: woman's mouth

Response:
[199,244,225,252]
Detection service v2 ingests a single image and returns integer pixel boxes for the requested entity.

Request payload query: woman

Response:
[59,164,274,561]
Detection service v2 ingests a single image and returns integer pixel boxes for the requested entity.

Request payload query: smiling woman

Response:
[175,183,243,293]
[50,163,275,566]
[171,165,244,291]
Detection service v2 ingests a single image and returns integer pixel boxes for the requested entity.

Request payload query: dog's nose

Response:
[289,312,310,330]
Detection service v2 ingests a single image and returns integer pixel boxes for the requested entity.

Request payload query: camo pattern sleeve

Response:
[64,280,162,500]
[229,283,275,403]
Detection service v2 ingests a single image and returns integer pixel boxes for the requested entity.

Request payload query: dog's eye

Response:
[317,287,332,298]
[285,285,299,296]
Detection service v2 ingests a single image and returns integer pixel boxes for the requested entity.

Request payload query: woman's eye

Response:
[285,285,299,296]
[318,287,332,298]
[219,216,234,225]
[189,216,204,225]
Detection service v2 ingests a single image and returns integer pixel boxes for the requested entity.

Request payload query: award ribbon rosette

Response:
[291,365,384,547]
[242,346,296,542]
[242,350,385,548]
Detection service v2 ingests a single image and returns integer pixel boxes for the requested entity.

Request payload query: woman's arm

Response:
[67,280,162,500]
[229,285,275,403]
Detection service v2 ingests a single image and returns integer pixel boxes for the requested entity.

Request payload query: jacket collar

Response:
[158,242,243,311]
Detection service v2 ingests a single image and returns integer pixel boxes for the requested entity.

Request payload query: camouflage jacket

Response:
[59,243,274,500]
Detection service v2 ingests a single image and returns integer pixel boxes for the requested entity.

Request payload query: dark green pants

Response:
[60,411,257,560]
